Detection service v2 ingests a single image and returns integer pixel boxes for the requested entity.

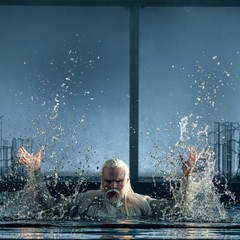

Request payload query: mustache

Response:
[106,189,120,198]
[106,189,120,194]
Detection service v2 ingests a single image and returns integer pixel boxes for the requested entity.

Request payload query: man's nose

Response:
[110,181,117,188]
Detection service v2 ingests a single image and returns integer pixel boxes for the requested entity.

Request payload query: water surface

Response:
[1,209,240,240]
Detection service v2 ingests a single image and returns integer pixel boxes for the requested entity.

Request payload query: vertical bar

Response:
[0,116,3,176]
[129,6,139,182]
[229,123,233,182]
[217,122,221,172]
[214,122,221,172]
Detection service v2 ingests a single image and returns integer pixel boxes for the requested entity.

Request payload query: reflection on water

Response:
[1,217,240,239]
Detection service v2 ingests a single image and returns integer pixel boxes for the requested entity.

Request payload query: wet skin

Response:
[101,167,129,198]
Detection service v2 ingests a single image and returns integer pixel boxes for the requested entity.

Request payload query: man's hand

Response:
[179,146,197,176]
[18,146,44,172]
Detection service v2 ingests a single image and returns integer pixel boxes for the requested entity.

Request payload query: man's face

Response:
[101,167,129,205]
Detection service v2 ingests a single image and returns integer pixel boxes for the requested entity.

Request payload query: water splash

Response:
[49,94,60,120]
[0,177,39,221]
[155,114,235,222]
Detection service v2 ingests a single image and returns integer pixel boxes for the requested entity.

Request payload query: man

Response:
[18,147,197,219]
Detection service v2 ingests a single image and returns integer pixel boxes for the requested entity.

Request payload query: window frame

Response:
[1,0,240,183]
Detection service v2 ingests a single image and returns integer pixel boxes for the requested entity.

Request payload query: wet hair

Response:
[101,159,129,177]
[100,158,133,193]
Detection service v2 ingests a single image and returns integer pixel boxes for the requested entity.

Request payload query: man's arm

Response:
[19,147,58,210]
[179,146,197,204]
[179,146,197,177]
[148,147,198,218]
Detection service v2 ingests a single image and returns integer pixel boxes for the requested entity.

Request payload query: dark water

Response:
[1,211,240,240]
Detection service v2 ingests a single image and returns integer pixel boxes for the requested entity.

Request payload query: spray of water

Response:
[0,173,39,220]
[0,116,236,222]
[155,114,235,222]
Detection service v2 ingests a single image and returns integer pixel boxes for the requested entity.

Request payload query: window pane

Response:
[139,7,240,178]
[0,6,129,176]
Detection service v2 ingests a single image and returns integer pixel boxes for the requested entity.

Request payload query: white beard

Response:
[102,189,125,207]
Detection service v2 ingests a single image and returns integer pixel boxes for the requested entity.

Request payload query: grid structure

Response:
[0,117,34,178]
[213,122,240,182]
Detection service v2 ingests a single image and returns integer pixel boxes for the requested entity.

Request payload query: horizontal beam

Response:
[1,0,240,7]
